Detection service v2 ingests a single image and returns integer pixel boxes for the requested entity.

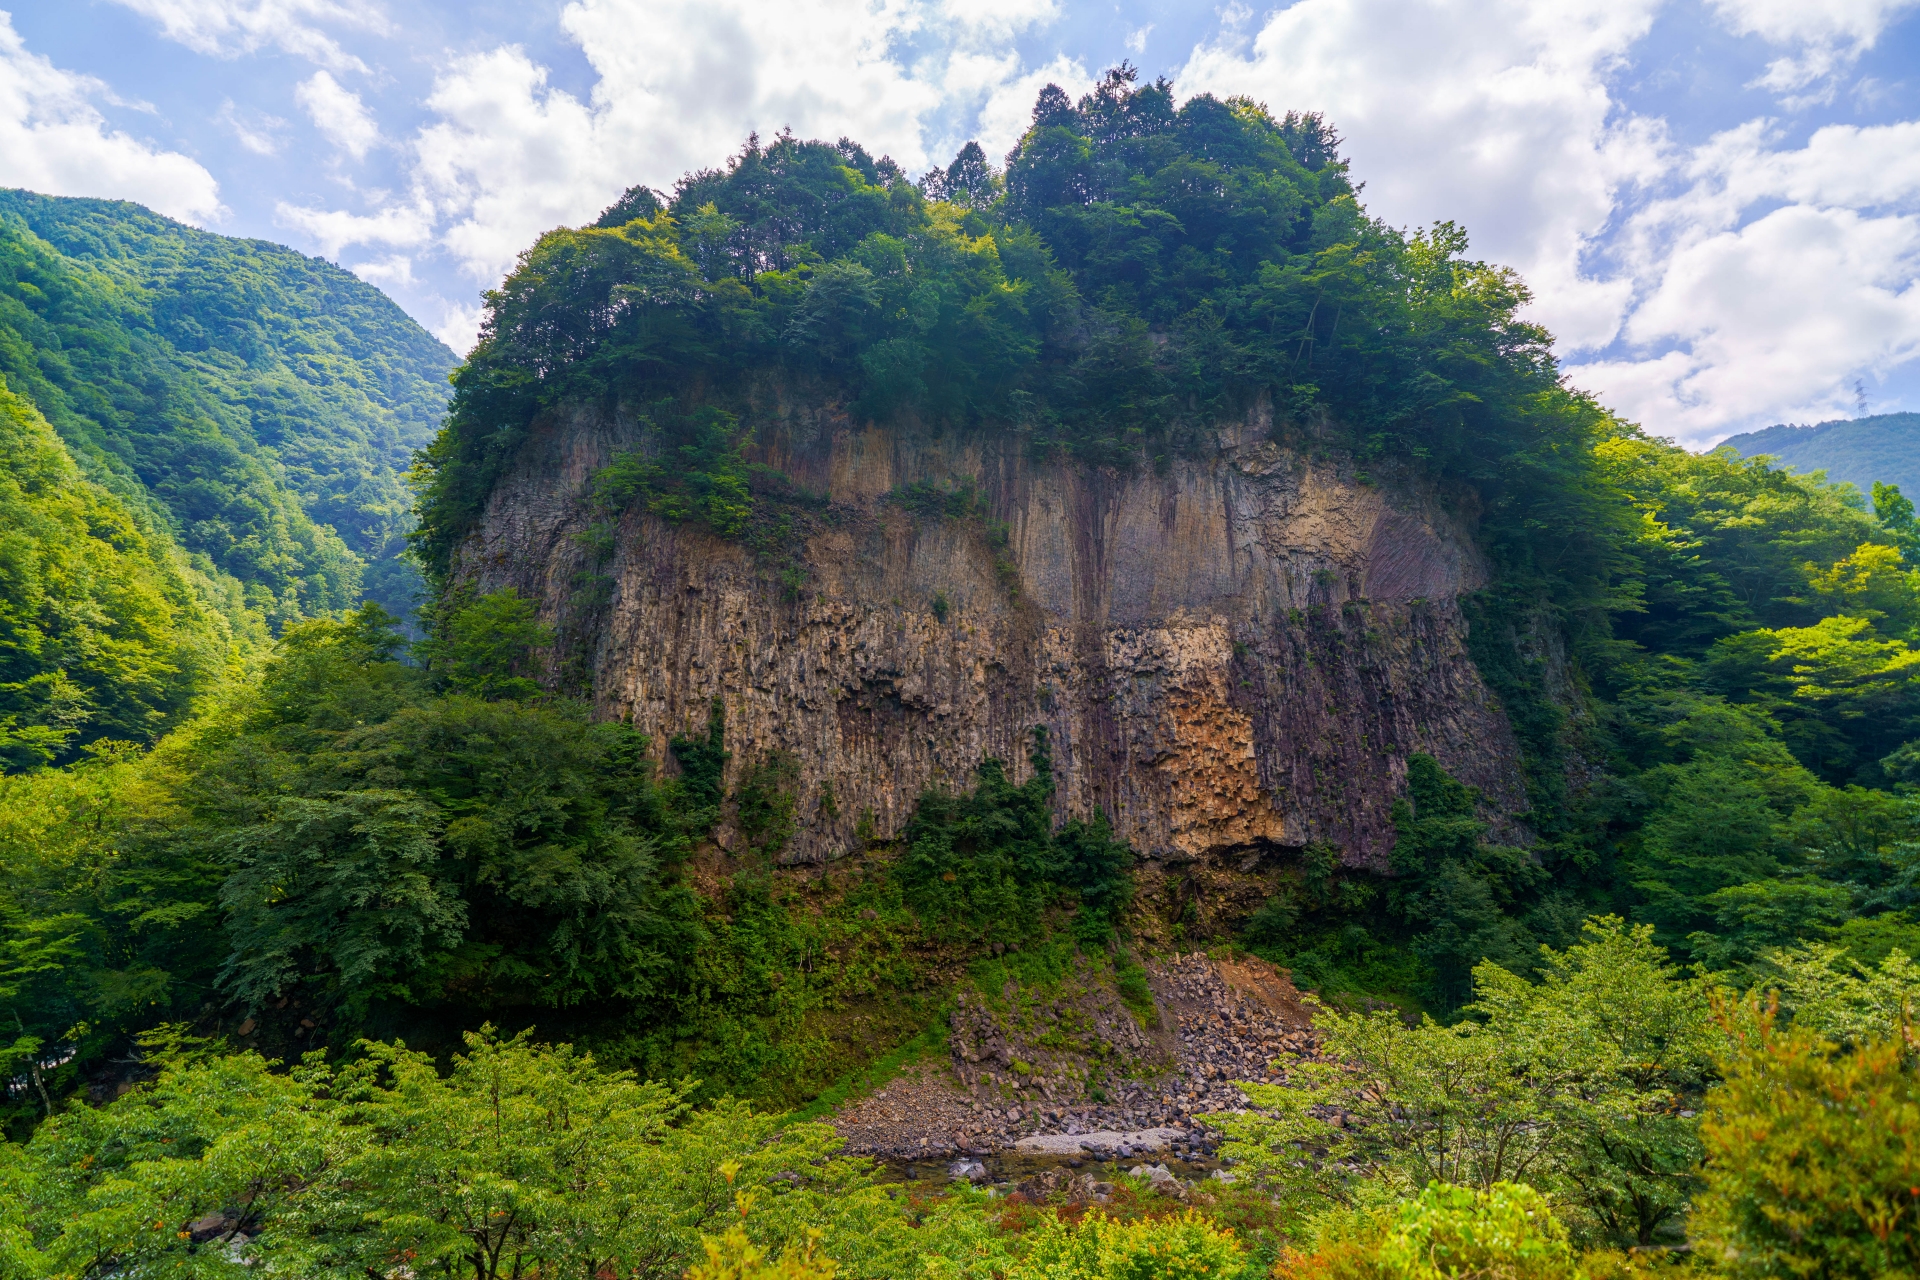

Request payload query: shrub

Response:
[1275,1182,1577,1280]
[1212,918,1717,1246]
[1007,1208,1249,1279]
[690,1225,839,1279]
[418,587,554,701]
[1693,1004,1920,1279]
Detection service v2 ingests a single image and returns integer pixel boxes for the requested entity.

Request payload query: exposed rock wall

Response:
[456,395,1527,878]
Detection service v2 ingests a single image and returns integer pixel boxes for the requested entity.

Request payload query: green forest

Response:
[0,188,455,633]
[1724,411,1920,498]
[4,69,1920,1279]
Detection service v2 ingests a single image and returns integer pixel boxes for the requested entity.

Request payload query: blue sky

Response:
[5,0,1920,444]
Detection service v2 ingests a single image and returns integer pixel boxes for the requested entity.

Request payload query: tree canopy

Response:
[413,68,1600,584]
[0,189,456,623]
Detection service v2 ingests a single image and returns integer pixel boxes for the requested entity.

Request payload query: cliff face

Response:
[458,396,1527,885]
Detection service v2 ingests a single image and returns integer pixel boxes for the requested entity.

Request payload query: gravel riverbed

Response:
[832,952,1318,1162]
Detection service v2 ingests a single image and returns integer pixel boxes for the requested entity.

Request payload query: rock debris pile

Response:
[834,951,1318,1160]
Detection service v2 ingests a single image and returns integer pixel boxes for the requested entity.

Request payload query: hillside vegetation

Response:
[1723,410,1920,497]
[0,189,456,623]
[2,68,1918,1279]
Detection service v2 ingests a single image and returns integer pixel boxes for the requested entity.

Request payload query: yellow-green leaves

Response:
[1696,1010,1920,1279]
[1006,1208,1249,1280]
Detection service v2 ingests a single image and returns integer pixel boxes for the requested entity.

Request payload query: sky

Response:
[4,0,1920,446]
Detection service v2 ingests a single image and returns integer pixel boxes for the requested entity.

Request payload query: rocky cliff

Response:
[456,394,1527,901]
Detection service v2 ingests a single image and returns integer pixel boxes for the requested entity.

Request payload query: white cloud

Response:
[428,299,485,352]
[1180,0,1665,352]
[963,53,1088,163]
[1575,119,1920,437]
[107,0,386,73]
[1578,207,1920,432]
[295,69,377,158]
[1177,0,1920,444]
[0,13,221,222]
[348,253,413,287]
[216,98,284,155]
[275,196,432,258]
[1707,0,1920,102]
[939,0,1058,41]
[290,0,1072,350]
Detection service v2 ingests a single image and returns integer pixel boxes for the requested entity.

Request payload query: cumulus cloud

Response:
[0,13,221,222]
[296,69,377,158]
[275,195,432,259]
[107,0,386,73]
[1578,206,1920,431]
[1708,0,1920,103]
[1576,119,1920,436]
[296,0,1075,349]
[1177,0,1920,443]
[1180,0,1668,352]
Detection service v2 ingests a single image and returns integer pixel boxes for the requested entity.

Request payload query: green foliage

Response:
[1376,1182,1575,1280]
[1243,755,1572,1013]
[1,1027,919,1280]
[1694,1006,1920,1279]
[417,586,553,701]
[195,602,696,1022]
[1873,480,1920,558]
[1213,919,1718,1246]
[413,74,1602,582]
[690,1224,840,1280]
[0,190,455,623]
[1274,1182,1590,1280]
[1721,412,1920,505]
[899,727,1133,944]
[0,382,242,766]
[0,737,221,1127]
[1761,941,1920,1043]
[671,696,731,830]
[1388,755,1552,1009]
[1005,1208,1250,1280]
[594,402,758,537]
[736,751,802,854]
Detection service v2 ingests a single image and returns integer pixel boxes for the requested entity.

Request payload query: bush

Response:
[1693,1004,1920,1279]
[899,727,1132,944]
[3,1027,908,1279]
[1275,1183,1576,1280]
[1211,918,1718,1246]
[690,1225,839,1279]
[1007,1208,1249,1280]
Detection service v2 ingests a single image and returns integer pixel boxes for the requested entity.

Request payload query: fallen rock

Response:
[1013,1126,1186,1157]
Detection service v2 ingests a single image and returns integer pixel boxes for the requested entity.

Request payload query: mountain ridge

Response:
[1720,411,1920,497]
[0,187,456,621]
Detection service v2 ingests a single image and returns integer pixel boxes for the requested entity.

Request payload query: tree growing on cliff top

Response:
[411,70,1608,595]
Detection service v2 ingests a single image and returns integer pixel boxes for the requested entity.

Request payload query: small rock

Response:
[948,1158,987,1182]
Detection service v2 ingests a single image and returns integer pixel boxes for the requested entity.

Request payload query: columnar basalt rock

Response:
[455,394,1527,879]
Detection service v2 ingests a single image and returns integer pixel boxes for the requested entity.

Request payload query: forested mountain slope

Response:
[1723,411,1920,497]
[0,382,250,769]
[0,190,456,622]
